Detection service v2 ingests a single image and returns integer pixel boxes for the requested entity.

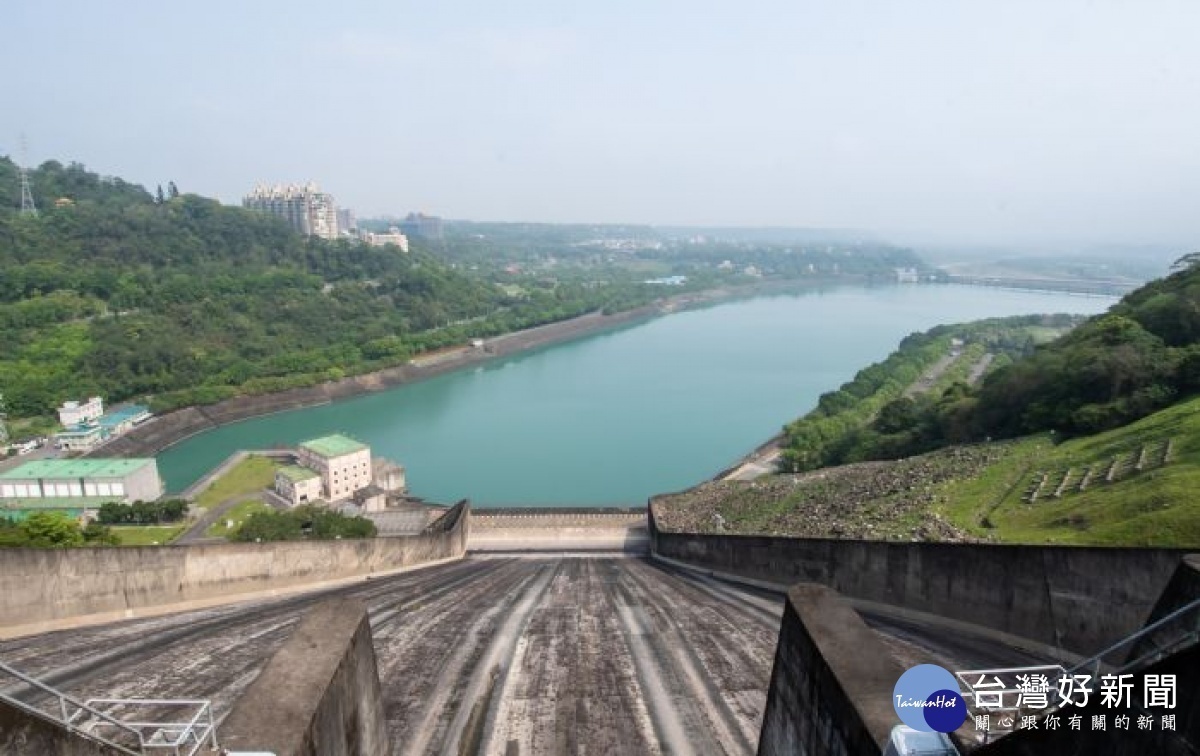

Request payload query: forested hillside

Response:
[783,258,1200,468]
[0,158,650,420]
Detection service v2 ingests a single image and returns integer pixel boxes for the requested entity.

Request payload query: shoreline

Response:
[95,277,836,461]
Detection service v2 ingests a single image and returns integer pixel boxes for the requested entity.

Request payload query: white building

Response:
[364,227,410,252]
[295,434,373,502]
[243,183,340,240]
[274,465,323,507]
[58,397,103,427]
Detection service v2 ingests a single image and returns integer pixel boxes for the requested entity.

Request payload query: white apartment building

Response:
[243,183,340,240]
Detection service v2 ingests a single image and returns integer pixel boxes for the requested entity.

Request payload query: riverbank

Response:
[148,284,1113,504]
[93,278,828,461]
[93,307,652,459]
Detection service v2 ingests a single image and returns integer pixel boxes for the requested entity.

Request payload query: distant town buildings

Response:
[0,459,165,520]
[363,226,410,252]
[399,212,444,241]
[895,267,920,283]
[243,183,341,240]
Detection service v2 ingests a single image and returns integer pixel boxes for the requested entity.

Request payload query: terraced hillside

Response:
[656,394,1200,547]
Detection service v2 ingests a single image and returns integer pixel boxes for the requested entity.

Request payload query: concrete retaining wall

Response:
[649,505,1188,657]
[0,501,469,638]
[0,701,127,755]
[757,584,906,756]
[219,597,389,756]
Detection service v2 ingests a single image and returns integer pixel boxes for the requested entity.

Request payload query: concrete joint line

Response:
[443,564,558,756]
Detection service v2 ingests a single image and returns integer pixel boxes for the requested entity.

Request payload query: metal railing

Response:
[1068,596,1200,679]
[0,659,219,755]
[953,598,1200,745]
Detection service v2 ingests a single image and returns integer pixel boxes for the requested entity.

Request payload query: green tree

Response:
[82,522,120,546]
[20,512,84,548]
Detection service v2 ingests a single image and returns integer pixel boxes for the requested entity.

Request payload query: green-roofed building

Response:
[295,434,372,502]
[298,434,368,458]
[274,465,322,507]
[0,458,164,520]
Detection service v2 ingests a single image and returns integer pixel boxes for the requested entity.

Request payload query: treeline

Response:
[0,512,118,548]
[781,314,1084,471]
[784,258,1200,468]
[97,499,188,525]
[0,158,664,419]
[232,505,376,542]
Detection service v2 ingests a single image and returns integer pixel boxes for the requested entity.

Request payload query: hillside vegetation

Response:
[656,393,1200,546]
[782,259,1200,469]
[1,158,928,430]
[780,314,1084,471]
[662,263,1200,546]
[0,158,659,420]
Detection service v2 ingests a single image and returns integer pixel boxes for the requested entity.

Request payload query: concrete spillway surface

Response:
[0,557,1045,755]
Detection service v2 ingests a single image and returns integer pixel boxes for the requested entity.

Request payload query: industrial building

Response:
[0,458,164,520]
[272,435,409,510]
[52,400,152,452]
[295,434,373,502]
[243,183,340,240]
[273,465,322,507]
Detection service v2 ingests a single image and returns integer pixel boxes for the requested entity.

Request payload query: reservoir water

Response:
[158,284,1115,505]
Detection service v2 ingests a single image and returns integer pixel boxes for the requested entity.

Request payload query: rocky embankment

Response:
[654,444,1013,541]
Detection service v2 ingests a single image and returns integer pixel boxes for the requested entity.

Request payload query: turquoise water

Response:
[158,285,1114,506]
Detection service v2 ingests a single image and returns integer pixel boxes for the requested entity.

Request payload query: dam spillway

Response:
[0,554,1051,755]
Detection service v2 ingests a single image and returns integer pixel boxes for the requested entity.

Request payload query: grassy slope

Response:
[205,500,271,538]
[937,395,1200,546]
[656,395,1200,547]
[111,524,187,546]
[193,455,278,511]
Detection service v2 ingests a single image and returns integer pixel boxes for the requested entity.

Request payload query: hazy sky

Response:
[4,1,1199,245]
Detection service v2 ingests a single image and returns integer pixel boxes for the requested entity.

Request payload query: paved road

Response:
[0,556,1047,755]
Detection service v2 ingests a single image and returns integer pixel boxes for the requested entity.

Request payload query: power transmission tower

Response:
[18,135,37,216]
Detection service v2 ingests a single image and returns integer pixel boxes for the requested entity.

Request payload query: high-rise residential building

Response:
[336,208,358,236]
[399,212,444,241]
[243,183,340,240]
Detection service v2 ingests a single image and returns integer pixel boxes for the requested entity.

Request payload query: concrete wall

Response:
[1128,554,1200,664]
[0,701,127,756]
[649,504,1189,657]
[757,584,906,756]
[219,597,389,756]
[0,501,469,638]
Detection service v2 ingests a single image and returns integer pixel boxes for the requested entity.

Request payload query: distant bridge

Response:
[943,274,1137,297]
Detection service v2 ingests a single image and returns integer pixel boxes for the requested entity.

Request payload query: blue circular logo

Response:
[893,665,967,733]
